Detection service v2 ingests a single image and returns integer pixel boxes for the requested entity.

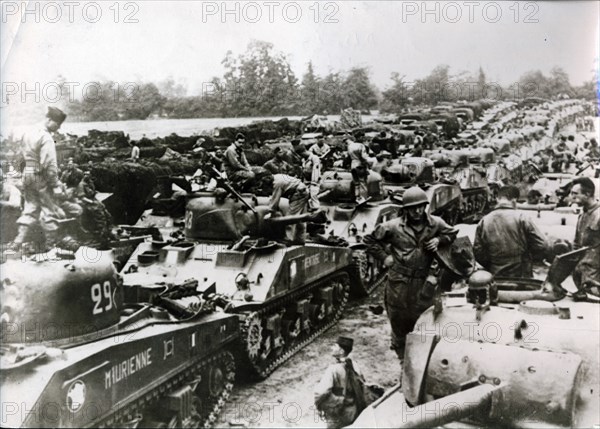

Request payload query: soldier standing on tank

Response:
[346,136,375,203]
[474,185,549,278]
[569,177,600,300]
[314,336,366,428]
[223,133,255,191]
[364,186,457,362]
[10,107,68,252]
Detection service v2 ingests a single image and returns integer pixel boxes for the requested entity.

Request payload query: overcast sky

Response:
[1,1,598,97]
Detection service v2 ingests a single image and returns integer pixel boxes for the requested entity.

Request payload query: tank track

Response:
[97,349,235,428]
[238,270,350,379]
[351,249,387,296]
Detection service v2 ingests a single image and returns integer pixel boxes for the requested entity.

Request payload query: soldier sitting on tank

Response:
[262,173,309,245]
[308,135,330,158]
[60,158,84,189]
[263,147,294,175]
[474,185,550,278]
[314,336,367,428]
[222,133,255,192]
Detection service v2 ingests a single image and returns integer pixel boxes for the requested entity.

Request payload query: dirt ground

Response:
[216,284,397,428]
[215,216,578,428]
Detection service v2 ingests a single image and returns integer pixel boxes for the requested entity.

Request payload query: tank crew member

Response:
[364,186,457,361]
[347,137,375,202]
[300,150,322,211]
[60,158,84,188]
[314,336,366,428]
[10,107,67,251]
[308,136,330,157]
[263,147,294,175]
[372,150,392,174]
[569,177,600,300]
[263,173,309,244]
[131,142,140,162]
[474,185,549,278]
[223,133,255,191]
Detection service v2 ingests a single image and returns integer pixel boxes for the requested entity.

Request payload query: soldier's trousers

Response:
[384,272,433,360]
[285,186,309,242]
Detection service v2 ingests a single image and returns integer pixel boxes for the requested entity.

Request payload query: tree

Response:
[342,67,378,111]
[220,40,299,116]
[381,72,410,113]
[299,61,322,114]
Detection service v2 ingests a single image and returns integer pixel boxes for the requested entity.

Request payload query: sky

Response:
[1,0,599,98]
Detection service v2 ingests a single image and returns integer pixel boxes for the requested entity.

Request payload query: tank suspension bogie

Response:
[238,271,350,379]
[102,350,235,429]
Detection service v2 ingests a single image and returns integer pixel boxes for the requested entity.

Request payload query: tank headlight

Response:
[66,380,86,413]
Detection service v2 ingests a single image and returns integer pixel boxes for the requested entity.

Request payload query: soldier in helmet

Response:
[364,186,457,362]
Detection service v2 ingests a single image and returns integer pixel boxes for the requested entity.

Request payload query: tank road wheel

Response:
[243,313,263,362]
[198,351,235,428]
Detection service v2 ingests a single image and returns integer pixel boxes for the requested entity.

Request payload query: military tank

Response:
[121,192,354,379]
[351,256,600,428]
[425,149,491,223]
[318,169,401,296]
[0,247,238,428]
[380,157,463,225]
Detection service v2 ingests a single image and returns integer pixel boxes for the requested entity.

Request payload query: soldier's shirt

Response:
[20,126,60,188]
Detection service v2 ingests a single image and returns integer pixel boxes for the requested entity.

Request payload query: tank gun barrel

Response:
[264,209,328,227]
[211,166,257,214]
[350,383,502,428]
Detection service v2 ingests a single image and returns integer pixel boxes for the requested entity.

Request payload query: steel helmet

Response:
[402,186,429,208]
[468,270,494,288]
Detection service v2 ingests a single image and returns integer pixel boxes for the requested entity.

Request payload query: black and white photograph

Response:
[1,1,599,427]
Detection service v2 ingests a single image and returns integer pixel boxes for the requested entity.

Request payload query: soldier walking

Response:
[364,186,457,362]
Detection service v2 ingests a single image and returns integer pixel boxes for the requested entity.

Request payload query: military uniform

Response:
[314,358,364,428]
[17,126,63,237]
[223,143,255,188]
[365,212,457,358]
[573,202,600,293]
[268,174,308,242]
[474,201,549,278]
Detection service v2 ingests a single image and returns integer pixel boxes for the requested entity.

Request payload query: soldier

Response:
[308,136,330,157]
[300,150,322,211]
[131,142,140,162]
[10,107,68,251]
[222,133,255,191]
[474,185,549,278]
[364,186,457,361]
[314,336,366,428]
[263,147,294,175]
[263,173,309,244]
[569,177,600,300]
[60,158,84,188]
[347,137,375,202]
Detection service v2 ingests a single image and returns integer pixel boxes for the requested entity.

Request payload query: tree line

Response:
[52,40,598,121]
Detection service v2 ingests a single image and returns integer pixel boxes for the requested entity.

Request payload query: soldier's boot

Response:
[6,225,29,252]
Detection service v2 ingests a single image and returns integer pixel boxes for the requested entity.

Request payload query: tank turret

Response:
[317,169,401,296]
[381,157,464,225]
[1,247,239,428]
[122,192,355,378]
[351,257,599,428]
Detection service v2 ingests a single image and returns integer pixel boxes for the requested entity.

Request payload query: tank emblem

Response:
[66,380,86,412]
[163,338,174,359]
[104,348,152,389]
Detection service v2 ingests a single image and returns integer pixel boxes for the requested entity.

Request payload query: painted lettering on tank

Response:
[304,253,320,269]
[104,347,152,389]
